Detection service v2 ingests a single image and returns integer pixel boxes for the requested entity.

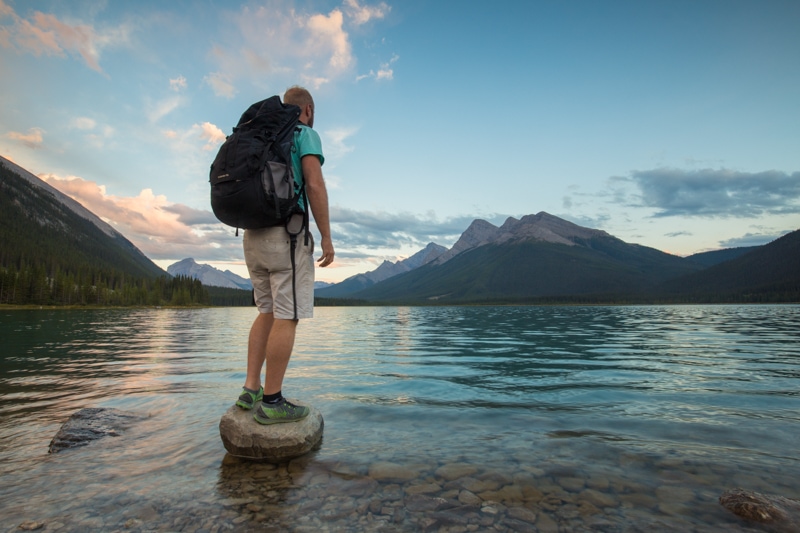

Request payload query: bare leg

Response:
[244,312,273,391]
[264,318,298,395]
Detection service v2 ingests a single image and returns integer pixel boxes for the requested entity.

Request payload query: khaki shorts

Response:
[243,226,315,319]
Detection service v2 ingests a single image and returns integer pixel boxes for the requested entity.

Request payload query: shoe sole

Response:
[253,409,309,425]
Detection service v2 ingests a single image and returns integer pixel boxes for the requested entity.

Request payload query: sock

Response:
[263,391,283,404]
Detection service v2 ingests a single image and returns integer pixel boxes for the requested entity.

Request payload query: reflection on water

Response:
[1,305,799,531]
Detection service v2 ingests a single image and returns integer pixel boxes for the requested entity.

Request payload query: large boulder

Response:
[720,488,800,531]
[49,408,142,453]
[219,401,323,462]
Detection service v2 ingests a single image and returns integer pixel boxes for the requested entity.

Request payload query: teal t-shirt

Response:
[291,124,324,210]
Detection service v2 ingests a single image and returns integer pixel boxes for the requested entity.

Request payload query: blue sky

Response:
[1,0,799,283]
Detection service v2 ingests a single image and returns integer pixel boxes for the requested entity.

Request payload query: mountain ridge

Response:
[658,230,800,299]
[167,258,252,290]
[316,242,446,298]
[5,156,793,306]
[2,156,124,240]
[317,211,796,304]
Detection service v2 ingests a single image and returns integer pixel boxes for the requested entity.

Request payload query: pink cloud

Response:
[40,174,242,261]
[0,3,130,73]
[199,122,226,151]
[204,71,237,99]
[343,0,390,26]
[208,3,360,94]
[5,128,45,149]
[0,0,14,18]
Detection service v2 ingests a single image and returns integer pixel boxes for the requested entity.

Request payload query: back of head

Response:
[283,86,313,109]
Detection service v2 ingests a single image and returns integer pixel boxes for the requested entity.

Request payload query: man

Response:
[236,86,334,425]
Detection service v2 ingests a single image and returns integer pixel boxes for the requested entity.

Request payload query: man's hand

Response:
[318,236,334,267]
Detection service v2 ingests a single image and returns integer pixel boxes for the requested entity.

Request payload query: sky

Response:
[1,0,799,283]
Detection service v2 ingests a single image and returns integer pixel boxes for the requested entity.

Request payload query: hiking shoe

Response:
[254,398,310,425]
[235,387,263,410]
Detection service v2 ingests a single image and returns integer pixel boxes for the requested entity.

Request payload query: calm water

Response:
[0,305,798,532]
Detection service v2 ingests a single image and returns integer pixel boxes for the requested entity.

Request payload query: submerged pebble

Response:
[12,453,796,532]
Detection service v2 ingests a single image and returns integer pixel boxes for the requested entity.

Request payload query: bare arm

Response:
[302,154,334,267]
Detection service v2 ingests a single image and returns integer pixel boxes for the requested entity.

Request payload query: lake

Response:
[1,305,798,532]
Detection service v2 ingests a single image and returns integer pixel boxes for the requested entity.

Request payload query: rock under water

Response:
[49,408,143,453]
[720,488,800,531]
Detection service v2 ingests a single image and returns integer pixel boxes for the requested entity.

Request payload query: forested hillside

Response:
[1,161,208,306]
[657,229,800,302]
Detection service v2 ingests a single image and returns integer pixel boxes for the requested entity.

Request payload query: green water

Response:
[1,305,798,531]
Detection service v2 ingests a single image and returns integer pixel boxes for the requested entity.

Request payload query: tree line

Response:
[0,261,209,306]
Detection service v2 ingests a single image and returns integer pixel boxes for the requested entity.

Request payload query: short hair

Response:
[284,86,314,109]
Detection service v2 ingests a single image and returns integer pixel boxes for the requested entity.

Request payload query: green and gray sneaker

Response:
[235,387,263,410]
[254,398,310,425]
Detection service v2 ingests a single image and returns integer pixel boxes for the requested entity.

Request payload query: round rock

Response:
[219,402,323,462]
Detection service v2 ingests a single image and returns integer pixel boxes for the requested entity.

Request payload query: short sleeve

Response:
[295,126,324,166]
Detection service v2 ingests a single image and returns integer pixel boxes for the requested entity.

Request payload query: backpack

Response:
[209,95,307,232]
[210,95,310,319]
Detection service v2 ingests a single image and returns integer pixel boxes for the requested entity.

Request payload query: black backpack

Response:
[209,96,307,233]
[210,95,310,319]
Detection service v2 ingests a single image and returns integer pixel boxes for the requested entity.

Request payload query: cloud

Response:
[0,3,130,73]
[146,95,185,123]
[301,76,331,90]
[305,9,352,72]
[169,75,187,92]
[204,71,237,99]
[0,1,14,18]
[207,1,391,94]
[560,213,611,230]
[329,207,499,249]
[5,128,45,149]
[356,53,398,82]
[40,173,242,262]
[71,117,97,130]
[197,122,226,151]
[322,127,357,159]
[627,168,800,217]
[719,231,789,249]
[343,0,390,25]
[162,204,219,225]
[159,121,227,182]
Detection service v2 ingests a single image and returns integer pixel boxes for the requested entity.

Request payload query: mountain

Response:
[1,156,164,280]
[660,230,800,301]
[315,242,446,298]
[168,258,252,289]
[334,212,707,303]
[684,246,760,267]
[432,219,499,265]
[432,213,615,267]
[168,258,334,291]
[0,157,212,306]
